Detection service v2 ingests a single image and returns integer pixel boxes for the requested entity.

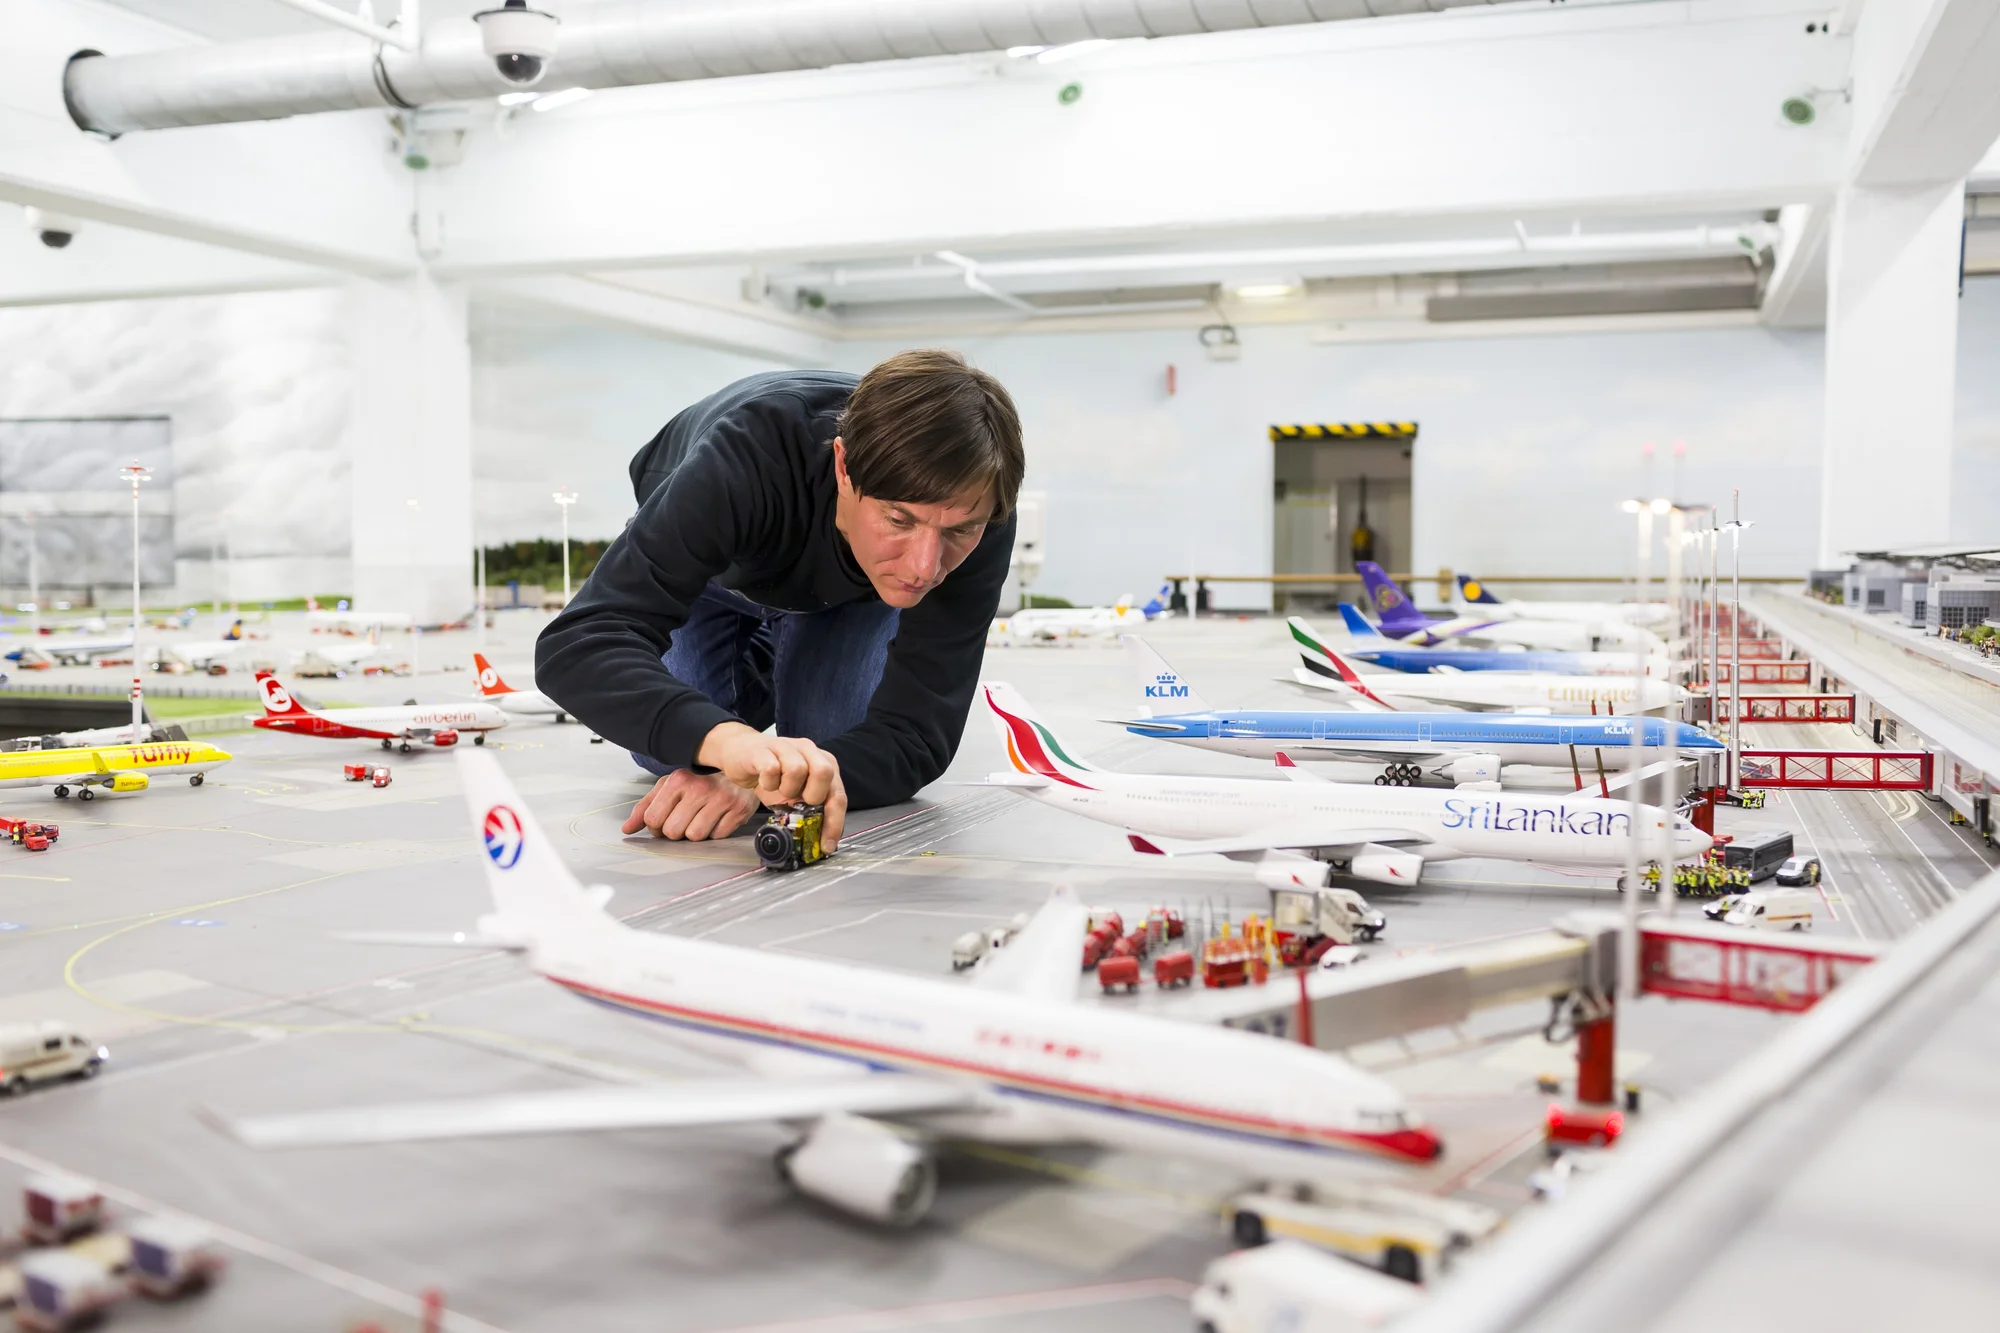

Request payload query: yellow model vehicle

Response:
[0,740,233,801]
[754,803,826,872]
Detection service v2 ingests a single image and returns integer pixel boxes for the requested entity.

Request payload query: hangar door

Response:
[1271,423,1414,613]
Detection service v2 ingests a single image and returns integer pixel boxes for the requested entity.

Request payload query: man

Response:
[536,350,1022,853]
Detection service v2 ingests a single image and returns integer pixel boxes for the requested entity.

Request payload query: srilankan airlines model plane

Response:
[1453,574,1671,628]
[984,683,1710,891]
[252,671,507,751]
[1117,637,1716,788]
[214,751,1442,1228]
[472,653,570,722]
[1286,618,1687,715]
[1355,564,1664,655]
[1332,605,1677,678]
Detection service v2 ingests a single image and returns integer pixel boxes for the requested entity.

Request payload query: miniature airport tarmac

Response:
[0,611,1990,1332]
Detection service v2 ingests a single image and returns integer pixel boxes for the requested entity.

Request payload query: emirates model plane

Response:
[1286,618,1687,716]
[472,653,570,722]
[213,751,1442,1228]
[983,683,1709,891]
[252,671,506,751]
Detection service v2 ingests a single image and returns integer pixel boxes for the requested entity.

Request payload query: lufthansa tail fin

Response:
[981,682,1100,783]
[1119,635,1211,715]
[457,749,612,941]
[223,619,244,641]
[1457,574,1504,606]
[473,653,516,696]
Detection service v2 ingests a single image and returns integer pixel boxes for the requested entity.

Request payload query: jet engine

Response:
[1348,844,1424,886]
[1249,852,1334,892]
[107,772,149,793]
[429,729,461,748]
[1446,752,1503,789]
[779,1113,936,1227]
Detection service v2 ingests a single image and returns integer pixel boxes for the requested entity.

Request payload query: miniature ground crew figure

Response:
[536,351,1024,853]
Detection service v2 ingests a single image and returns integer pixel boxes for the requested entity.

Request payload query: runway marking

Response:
[685,1278,1196,1333]
[0,1137,514,1333]
[0,871,70,882]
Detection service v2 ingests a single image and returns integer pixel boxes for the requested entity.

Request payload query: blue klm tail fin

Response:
[1336,603,1383,640]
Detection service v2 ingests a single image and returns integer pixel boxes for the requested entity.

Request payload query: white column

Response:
[343,276,474,625]
[1816,180,1964,566]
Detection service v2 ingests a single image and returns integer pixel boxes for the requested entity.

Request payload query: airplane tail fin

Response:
[1119,635,1211,715]
[1355,562,1433,637]
[223,619,243,641]
[458,749,611,938]
[473,653,517,696]
[1335,603,1383,641]
[254,670,309,717]
[1287,617,1397,710]
[1140,584,1171,618]
[1457,574,1504,606]
[981,682,1100,783]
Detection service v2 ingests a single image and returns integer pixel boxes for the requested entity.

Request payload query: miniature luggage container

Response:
[126,1215,226,1298]
[21,1176,102,1245]
[1097,955,1142,993]
[1153,949,1195,988]
[14,1251,122,1331]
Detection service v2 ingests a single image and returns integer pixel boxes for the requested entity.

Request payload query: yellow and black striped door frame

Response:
[1268,422,1418,440]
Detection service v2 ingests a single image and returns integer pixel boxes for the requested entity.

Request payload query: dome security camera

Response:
[23,206,80,249]
[474,1,560,86]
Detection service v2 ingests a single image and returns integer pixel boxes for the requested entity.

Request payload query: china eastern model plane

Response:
[252,671,506,751]
[1118,637,1716,788]
[1331,605,1676,678]
[985,683,1709,891]
[1452,574,1670,628]
[1286,618,1687,715]
[1355,564,1664,655]
[0,738,233,800]
[214,751,1442,1229]
[471,653,570,722]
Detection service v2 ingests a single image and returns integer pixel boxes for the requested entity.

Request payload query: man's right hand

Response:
[622,769,762,841]
[689,722,848,849]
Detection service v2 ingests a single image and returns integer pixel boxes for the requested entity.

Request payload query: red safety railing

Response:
[1715,695,1857,723]
[1639,923,1879,1013]
[1737,749,1934,790]
[1698,661,1813,686]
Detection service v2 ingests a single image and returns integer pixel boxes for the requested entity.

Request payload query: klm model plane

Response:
[1334,604,1669,677]
[1119,637,1719,787]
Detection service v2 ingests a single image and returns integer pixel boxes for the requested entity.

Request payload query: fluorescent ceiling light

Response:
[1036,39,1112,63]
[1230,281,1303,300]
[531,87,593,113]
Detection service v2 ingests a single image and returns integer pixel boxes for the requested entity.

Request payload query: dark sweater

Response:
[534,370,1014,809]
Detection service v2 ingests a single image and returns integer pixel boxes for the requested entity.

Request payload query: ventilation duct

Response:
[70,0,1542,135]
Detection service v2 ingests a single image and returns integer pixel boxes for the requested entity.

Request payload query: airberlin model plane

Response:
[984,683,1710,891]
[252,671,506,751]
[471,653,569,722]
[216,752,1442,1230]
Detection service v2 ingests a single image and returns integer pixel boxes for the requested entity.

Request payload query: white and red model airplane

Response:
[305,596,413,636]
[252,671,507,752]
[472,653,569,722]
[215,751,1442,1228]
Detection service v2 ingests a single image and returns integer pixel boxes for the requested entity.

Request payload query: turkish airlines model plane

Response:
[214,751,1441,1228]
[1286,618,1687,716]
[472,653,569,722]
[983,683,1710,891]
[252,671,507,751]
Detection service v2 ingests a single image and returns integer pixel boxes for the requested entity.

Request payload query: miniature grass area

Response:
[144,695,264,719]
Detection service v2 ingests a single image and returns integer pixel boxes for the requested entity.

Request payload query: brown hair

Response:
[838,349,1023,518]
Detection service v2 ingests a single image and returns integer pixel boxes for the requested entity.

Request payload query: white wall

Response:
[1953,276,2000,542]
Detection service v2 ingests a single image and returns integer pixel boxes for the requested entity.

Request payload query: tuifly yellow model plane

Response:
[0,740,233,801]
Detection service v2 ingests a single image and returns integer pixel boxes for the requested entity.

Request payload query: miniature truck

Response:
[1223,1180,1503,1285]
[342,763,392,787]
[1269,886,1386,967]
[14,1251,123,1331]
[21,1177,103,1246]
[126,1215,226,1298]
[0,817,57,851]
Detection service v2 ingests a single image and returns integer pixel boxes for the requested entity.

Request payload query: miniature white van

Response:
[0,1023,107,1095]
[1721,888,1816,932]
[1192,1240,1423,1333]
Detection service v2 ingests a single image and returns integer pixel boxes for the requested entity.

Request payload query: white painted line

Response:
[686,1278,1197,1333]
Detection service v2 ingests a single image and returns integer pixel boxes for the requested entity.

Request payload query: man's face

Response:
[833,438,991,609]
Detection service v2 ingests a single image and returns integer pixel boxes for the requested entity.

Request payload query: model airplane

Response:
[5,631,135,668]
[252,671,506,751]
[305,596,414,636]
[1452,574,1671,628]
[149,619,245,674]
[290,639,386,677]
[1356,564,1664,655]
[472,653,569,722]
[1331,606,1676,678]
[985,683,1709,891]
[214,751,1441,1229]
[0,739,233,800]
[989,585,1172,645]
[1118,637,1715,787]
[1286,618,1686,714]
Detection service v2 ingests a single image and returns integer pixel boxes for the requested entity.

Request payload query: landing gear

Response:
[555,712,568,724]
[1374,763,1422,787]
[78,788,95,801]
[474,733,485,746]
[399,741,413,754]
[52,785,68,799]
[381,739,393,751]
[189,773,205,787]
[1231,1210,1267,1247]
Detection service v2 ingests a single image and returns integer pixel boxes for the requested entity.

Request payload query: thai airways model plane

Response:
[252,671,506,751]
[472,653,569,722]
[214,751,1441,1228]
[1452,574,1671,628]
[1331,606,1676,678]
[1286,618,1687,715]
[1118,637,1715,787]
[984,683,1709,891]
[1356,564,1664,655]
[0,739,233,800]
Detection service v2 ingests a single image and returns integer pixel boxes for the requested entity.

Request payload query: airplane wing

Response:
[214,1073,978,1149]
[1128,826,1433,858]
[974,771,1053,790]
[1282,744,1453,764]
[974,885,1088,1002]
